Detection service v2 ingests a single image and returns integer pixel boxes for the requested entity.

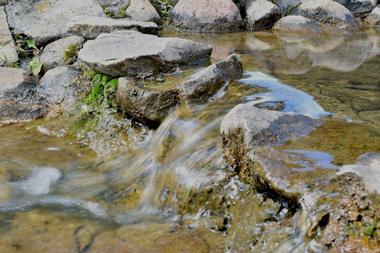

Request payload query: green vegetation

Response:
[84,72,119,111]
[363,225,376,237]
[150,0,175,17]
[63,44,80,64]
[29,59,43,76]
[15,35,40,59]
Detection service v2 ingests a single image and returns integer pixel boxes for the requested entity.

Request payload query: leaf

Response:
[29,59,43,76]
[26,39,38,50]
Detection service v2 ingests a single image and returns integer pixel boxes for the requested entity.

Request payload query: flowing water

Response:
[0,29,379,252]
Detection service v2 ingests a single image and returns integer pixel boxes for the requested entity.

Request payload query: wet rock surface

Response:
[335,0,377,16]
[177,54,243,102]
[5,0,104,45]
[78,31,212,77]
[171,0,243,32]
[116,77,180,125]
[68,16,159,39]
[40,36,84,72]
[221,103,322,199]
[0,6,18,66]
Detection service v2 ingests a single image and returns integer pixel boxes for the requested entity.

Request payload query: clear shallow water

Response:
[0,30,379,252]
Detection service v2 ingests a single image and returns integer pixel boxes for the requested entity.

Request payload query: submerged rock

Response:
[125,0,160,23]
[40,36,84,72]
[293,0,358,30]
[365,6,380,27]
[221,103,322,200]
[68,16,159,39]
[273,15,332,34]
[177,54,243,102]
[171,0,243,32]
[78,31,212,77]
[246,0,281,31]
[0,6,18,66]
[5,0,104,45]
[116,77,179,125]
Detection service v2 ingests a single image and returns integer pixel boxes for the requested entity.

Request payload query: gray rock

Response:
[5,0,104,46]
[292,0,358,30]
[0,0,8,6]
[0,67,45,125]
[98,0,130,18]
[171,0,243,32]
[78,31,212,77]
[246,0,281,31]
[339,153,380,193]
[221,103,322,200]
[365,5,380,27]
[0,7,18,66]
[334,0,376,16]
[68,16,159,39]
[126,0,160,23]
[116,78,179,125]
[276,0,304,14]
[0,67,33,95]
[177,54,243,102]
[38,66,91,113]
[40,36,84,72]
[273,15,331,34]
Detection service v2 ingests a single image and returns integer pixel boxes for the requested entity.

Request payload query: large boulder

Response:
[116,78,179,125]
[334,0,377,16]
[40,36,85,72]
[5,0,104,45]
[365,5,380,27]
[273,15,332,34]
[221,103,322,200]
[171,0,243,32]
[177,54,243,102]
[0,67,45,125]
[78,31,212,77]
[246,0,281,30]
[126,0,160,23]
[68,16,159,39]
[0,7,18,66]
[292,0,358,30]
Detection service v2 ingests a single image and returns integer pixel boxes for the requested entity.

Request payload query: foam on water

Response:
[11,167,62,195]
[240,71,331,119]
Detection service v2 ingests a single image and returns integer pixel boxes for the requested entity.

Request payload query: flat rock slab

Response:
[68,16,159,39]
[292,0,358,30]
[171,0,243,32]
[177,54,243,102]
[0,6,18,66]
[40,36,84,72]
[5,0,104,45]
[0,67,33,94]
[116,77,179,125]
[78,31,212,77]
[221,103,322,200]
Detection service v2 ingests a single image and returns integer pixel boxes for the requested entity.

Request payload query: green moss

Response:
[84,73,119,111]
[63,44,80,64]
[364,226,376,237]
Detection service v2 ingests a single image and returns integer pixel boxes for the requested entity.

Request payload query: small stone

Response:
[246,0,281,31]
[125,0,160,23]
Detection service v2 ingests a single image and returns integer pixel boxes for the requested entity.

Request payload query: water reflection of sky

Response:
[286,150,338,172]
[240,71,331,119]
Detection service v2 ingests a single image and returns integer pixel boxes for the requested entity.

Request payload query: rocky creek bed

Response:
[0,0,380,252]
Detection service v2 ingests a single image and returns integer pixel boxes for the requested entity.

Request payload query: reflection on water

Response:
[240,71,330,118]
[0,30,379,252]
